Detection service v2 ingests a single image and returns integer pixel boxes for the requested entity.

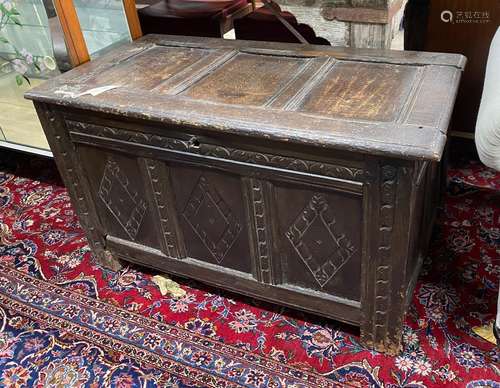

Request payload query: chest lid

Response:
[26,34,465,161]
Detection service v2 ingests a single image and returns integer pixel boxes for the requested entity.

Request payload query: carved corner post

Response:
[33,102,122,271]
[360,159,413,355]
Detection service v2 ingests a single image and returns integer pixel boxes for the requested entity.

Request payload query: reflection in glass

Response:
[0,0,59,152]
[0,0,133,154]
[73,0,131,58]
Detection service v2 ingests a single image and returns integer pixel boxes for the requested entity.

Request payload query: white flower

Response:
[228,309,257,333]
[403,331,419,346]
[169,293,195,313]
[67,256,81,268]
[1,1,13,12]
[395,356,414,372]
[20,48,34,64]
[214,358,225,369]
[12,58,27,74]
[446,370,457,381]
[414,359,432,376]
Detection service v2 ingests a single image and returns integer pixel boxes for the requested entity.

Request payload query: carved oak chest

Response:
[26,35,465,354]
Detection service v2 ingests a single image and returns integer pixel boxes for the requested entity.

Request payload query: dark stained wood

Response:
[421,0,499,136]
[106,235,362,325]
[138,157,186,258]
[26,35,464,355]
[274,182,363,302]
[404,0,499,153]
[137,0,253,39]
[85,45,212,90]
[321,0,404,24]
[26,35,465,161]
[322,6,388,24]
[170,165,252,274]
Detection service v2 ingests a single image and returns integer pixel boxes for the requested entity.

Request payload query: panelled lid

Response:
[26,34,466,161]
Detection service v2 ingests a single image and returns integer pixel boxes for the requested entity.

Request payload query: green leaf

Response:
[22,74,31,85]
[10,8,20,16]
[0,36,8,44]
[15,74,23,86]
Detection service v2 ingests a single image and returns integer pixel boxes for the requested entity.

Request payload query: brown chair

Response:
[138,0,253,38]
[234,4,330,45]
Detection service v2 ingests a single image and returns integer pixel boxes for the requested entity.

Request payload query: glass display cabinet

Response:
[73,0,131,58]
[0,0,136,156]
[0,0,58,155]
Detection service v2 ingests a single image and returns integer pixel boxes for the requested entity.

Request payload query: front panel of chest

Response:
[67,116,367,312]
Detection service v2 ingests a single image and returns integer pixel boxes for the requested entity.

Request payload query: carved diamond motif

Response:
[98,158,147,241]
[183,175,242,263]
[286,194,356,288]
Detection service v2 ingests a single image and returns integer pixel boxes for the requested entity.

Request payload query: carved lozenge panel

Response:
[274,182,362,301]
[170,164,252,274]
[285,193,356,288]
[76,145,161,250]
[98,158,147,241]
[183,175,242,264]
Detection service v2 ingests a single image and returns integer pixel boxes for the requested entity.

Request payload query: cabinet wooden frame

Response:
[53,0,142,68]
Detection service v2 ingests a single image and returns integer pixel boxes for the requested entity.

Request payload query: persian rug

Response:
[0,154,498,387]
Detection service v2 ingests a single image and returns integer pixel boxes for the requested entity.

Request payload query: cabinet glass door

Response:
[73,0,131,59]
[0,0,134,155]
[0,0,59,154]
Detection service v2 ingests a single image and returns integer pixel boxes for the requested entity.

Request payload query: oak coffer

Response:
[26,34,465,354]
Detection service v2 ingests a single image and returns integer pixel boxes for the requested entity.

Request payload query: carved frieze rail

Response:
[67,120,365,182]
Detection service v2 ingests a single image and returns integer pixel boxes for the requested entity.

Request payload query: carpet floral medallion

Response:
[0,154,498,387]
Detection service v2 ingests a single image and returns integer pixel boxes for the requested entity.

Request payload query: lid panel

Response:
[86,46,210,90]
[25,35,465,161]
[298,61,418,122]
[182,52,309,106]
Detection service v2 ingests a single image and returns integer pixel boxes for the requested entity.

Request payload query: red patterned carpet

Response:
[0,154,498,387]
